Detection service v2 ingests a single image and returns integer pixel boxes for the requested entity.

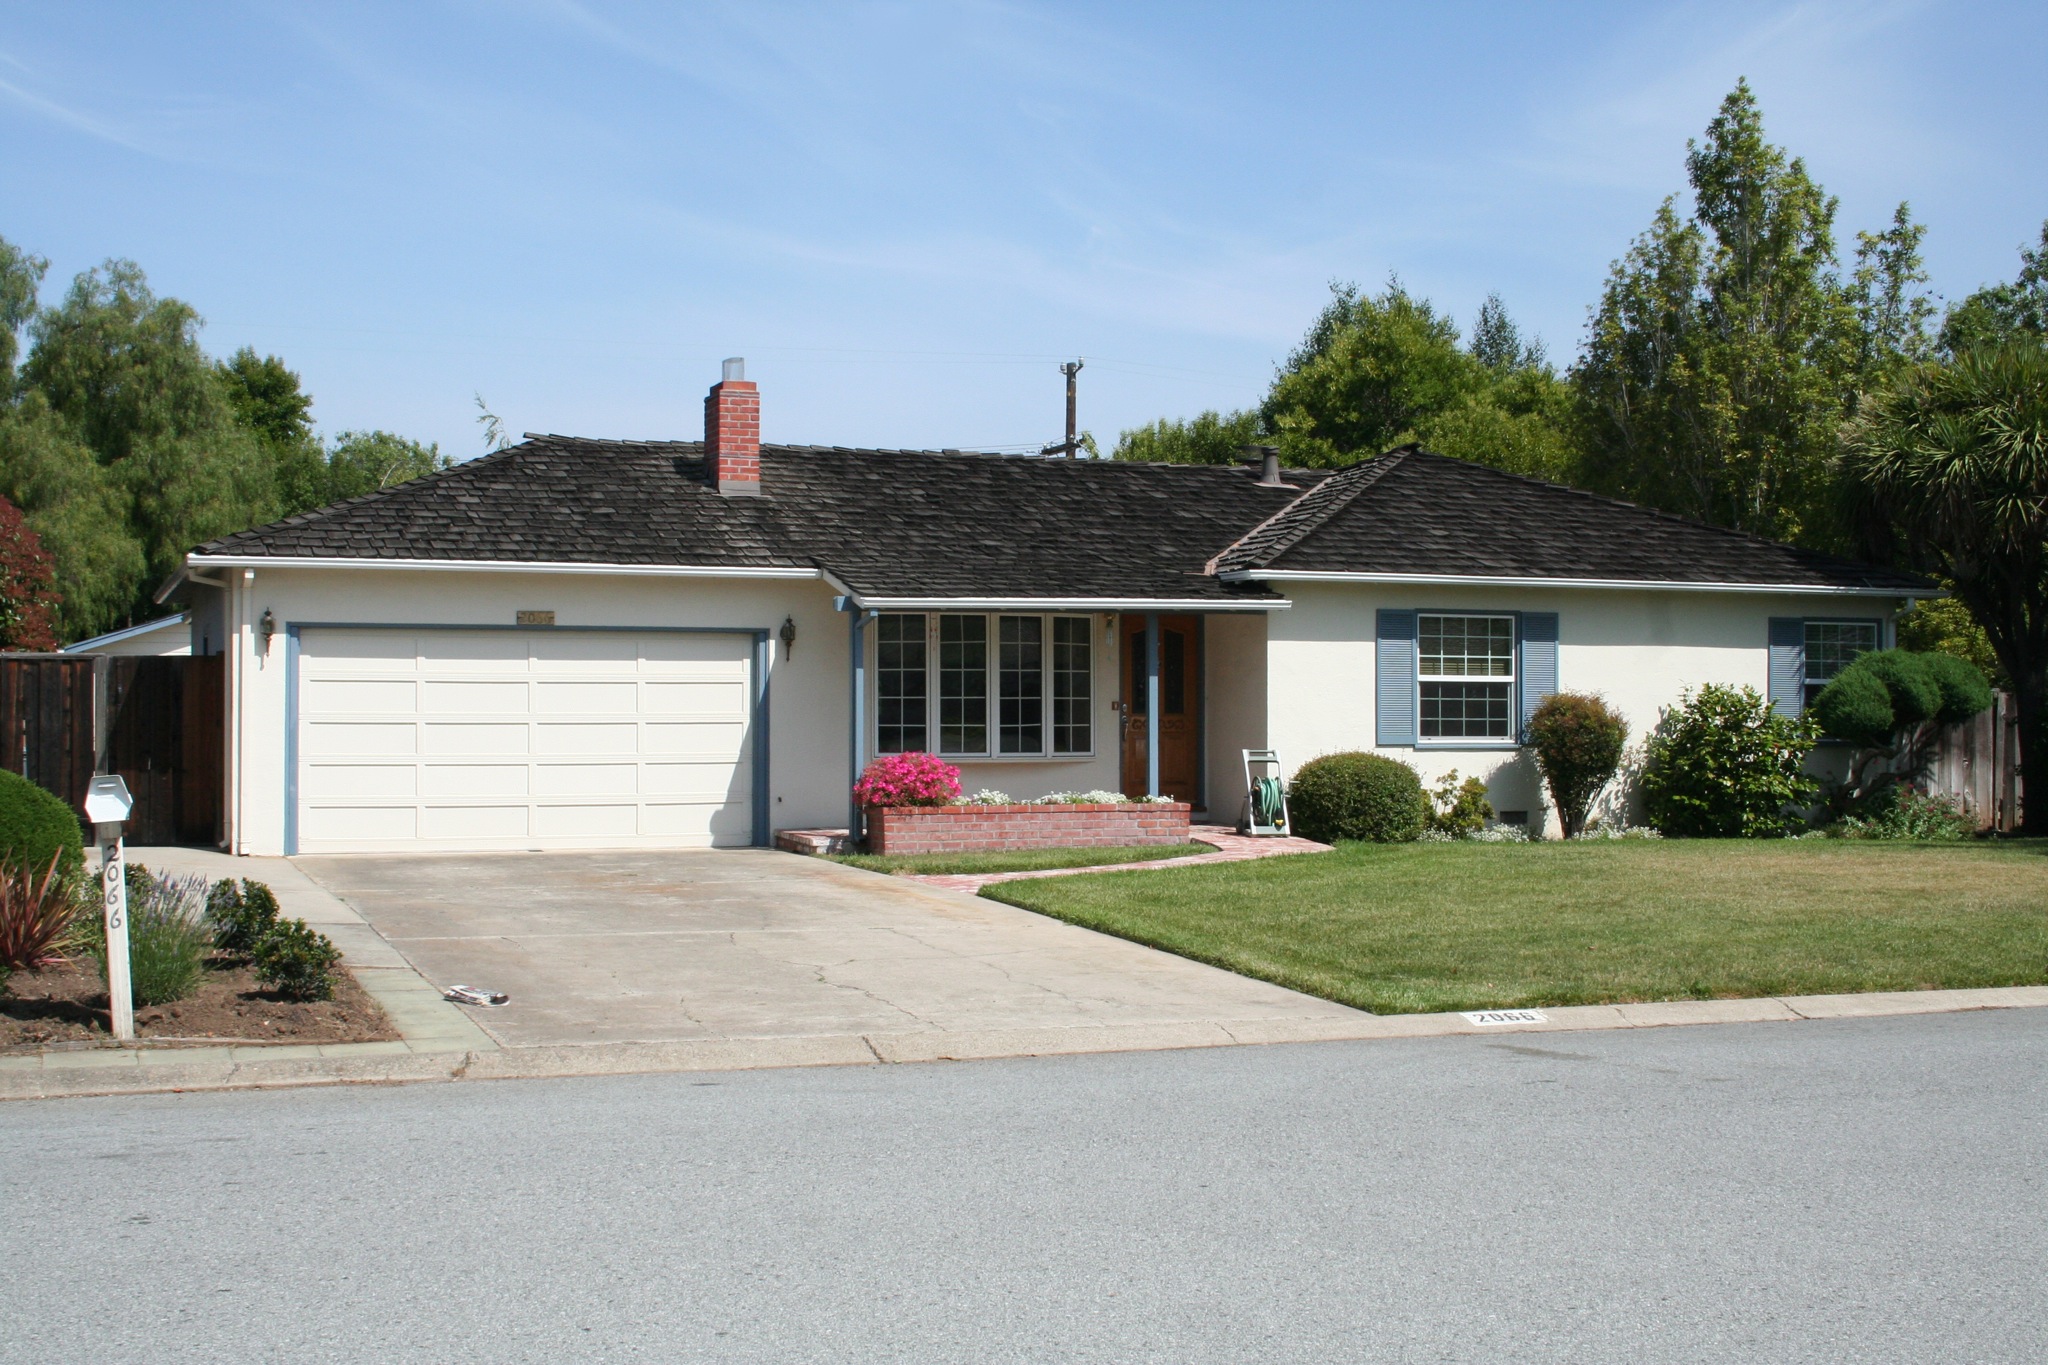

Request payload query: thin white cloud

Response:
[0,70,164,157]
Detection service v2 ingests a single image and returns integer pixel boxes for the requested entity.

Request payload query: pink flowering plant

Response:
[853,752,961,809]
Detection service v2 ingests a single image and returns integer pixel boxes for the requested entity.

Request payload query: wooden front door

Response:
[1120,615,1201,804]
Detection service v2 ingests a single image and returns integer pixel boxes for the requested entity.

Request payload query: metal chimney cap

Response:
[721,357,746,383]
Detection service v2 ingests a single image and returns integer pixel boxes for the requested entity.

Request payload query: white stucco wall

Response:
[199,567,853,856]
[1264,582,1895,836]
[1202,612,1270,824]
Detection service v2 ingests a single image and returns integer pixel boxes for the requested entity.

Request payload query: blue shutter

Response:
[1376,609,1417,747]
[1519,611,1559,740]
[1767,617,1805,717]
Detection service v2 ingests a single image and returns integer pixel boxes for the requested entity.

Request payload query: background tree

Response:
[323,430,449,502]
[0,240,47,392]
[1840,341,2048,835]
[1112,409,1262,464]
[0,494,60,651]
[1846,202,1936,393]
[1574,80,1859,544]
[1936,222,2047,355]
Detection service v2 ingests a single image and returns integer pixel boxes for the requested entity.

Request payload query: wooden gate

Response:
[102,656,224,846]
[0,654,97,816]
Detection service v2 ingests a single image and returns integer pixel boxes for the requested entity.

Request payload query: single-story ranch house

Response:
[153,361,1928,856]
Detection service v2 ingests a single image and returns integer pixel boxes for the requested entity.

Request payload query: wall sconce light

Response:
[779,616,796,660]
[259,609,277,655]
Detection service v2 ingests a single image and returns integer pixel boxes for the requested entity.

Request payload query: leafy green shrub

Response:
[1426,770,1493,837]
[0,850,78,974]
[1834,786,1977,841]
[1811,650,1995,813]
[1920,652,1995,724]
[1289,753,1426,843]
[1643,684,1819,837]
[252,918,342,1001]
[0,768,83,888]
[1809,663,1896,747]
[1525,693,1628,839]
[206,878,282,957]
[94,872,212,1007]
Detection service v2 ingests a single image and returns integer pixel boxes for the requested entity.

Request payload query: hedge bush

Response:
[1525,693,1628,839]
[0,769,83,886]
[252,918,342,1001]
[1289,752,1426,843]
[206,878,282,957]
[1642,684,1819,837]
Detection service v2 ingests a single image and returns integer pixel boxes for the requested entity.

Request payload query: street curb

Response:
[7,984,2047,1101]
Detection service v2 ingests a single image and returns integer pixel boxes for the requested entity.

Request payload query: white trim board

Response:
[1222,569,1919,598]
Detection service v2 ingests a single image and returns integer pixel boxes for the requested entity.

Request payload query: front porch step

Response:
[776,828,857,856]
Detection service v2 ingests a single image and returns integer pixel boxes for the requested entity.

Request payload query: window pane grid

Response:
[938,615,989,755]
[998,616,1044,754]
[1420,615,1515,679]
[1804,620,1879,706]
[1419,614,1516,740]
[875,613,928,753]
[1051,617,1092,754]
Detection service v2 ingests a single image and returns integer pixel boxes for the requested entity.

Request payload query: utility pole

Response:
[1040,359,1084,458]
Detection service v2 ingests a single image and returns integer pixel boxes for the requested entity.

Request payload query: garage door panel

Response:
[306,678,416,713]
[642,680,745,715]
[421,764,529,797]
[535,722,637,755]
[303,805,418,843]
[296,628,755,853]
[534,803,638,837]
[420,804,530,840]
[642,721,747,756]
[308,631,419,670]
[534,680,637,714]
[642,761,748,797]
[304,764,417,798]
[533,763,638,796]
[305,721,417,756]
[422,722,529,755]
[532,634,639,670]
[424,679,529,713]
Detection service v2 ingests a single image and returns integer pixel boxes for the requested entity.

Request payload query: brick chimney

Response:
[705,357,760,496]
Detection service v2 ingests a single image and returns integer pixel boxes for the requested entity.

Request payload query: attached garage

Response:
[288,626,765,853]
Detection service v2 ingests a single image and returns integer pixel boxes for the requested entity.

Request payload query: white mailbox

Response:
[85,773,134,828]
[88,774,137,1041]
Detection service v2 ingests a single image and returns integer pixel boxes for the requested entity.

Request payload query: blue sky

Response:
[4,2,2043,458]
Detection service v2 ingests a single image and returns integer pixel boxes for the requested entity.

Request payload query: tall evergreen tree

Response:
[1574,80,1857,543]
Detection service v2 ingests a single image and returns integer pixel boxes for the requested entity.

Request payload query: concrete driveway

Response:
[294,849,1366,1058]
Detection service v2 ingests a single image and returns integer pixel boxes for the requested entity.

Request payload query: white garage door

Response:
[293,628,756,853]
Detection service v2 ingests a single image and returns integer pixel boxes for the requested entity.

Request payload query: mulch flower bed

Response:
[1,957,398,1050]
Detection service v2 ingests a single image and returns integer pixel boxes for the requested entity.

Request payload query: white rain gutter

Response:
[843,596,1290,612]
[182,554,822,579]
[1220,569,1922,598]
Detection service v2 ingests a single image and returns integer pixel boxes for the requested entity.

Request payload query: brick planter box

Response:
[867,802,1192,856]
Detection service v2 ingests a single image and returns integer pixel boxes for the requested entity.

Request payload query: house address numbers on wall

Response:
[516,610,556,626]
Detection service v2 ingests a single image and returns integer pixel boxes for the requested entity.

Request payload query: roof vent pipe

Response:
[1241,444,1282,487]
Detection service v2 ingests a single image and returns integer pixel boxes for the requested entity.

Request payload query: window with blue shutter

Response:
[1519,612,1559,739]
[1766,618,1805,718]
[1375,609,1417,746]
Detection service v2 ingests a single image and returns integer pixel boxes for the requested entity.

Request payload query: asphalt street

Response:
[4,1011,2044,1364]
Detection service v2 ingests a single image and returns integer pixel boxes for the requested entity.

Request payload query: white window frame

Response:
[874,613,1096,760]
[1415,612,1518,747]
[1802,618,1882,709]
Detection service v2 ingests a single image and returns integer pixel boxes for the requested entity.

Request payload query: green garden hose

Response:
[1251,775,1287,830]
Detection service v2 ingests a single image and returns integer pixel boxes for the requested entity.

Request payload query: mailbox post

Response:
[85,775,136,1042]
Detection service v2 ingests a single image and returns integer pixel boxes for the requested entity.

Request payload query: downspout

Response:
[1146,611,1162,798]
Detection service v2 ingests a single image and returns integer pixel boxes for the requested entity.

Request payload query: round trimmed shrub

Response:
[0,768,83,884]
[1920,652,1994,726]
[1809,664,1896,747]
[1642,684,1819,838]
[1288,752,1426,844]
[1855,650,1942,728]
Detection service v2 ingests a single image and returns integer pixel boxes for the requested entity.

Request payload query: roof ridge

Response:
[1208,449,1408,574]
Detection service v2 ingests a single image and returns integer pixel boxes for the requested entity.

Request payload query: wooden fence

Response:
[0,653,223,846]
[1925,690,2024,832]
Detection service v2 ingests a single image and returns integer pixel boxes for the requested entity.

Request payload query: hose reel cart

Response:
[1241,749,1291,837]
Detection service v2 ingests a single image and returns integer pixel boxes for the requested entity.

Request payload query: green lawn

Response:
[830,842,1206,877]
[980,839,2048,1014]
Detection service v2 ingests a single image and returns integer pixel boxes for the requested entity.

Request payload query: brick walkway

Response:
[906,825,1330,895]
